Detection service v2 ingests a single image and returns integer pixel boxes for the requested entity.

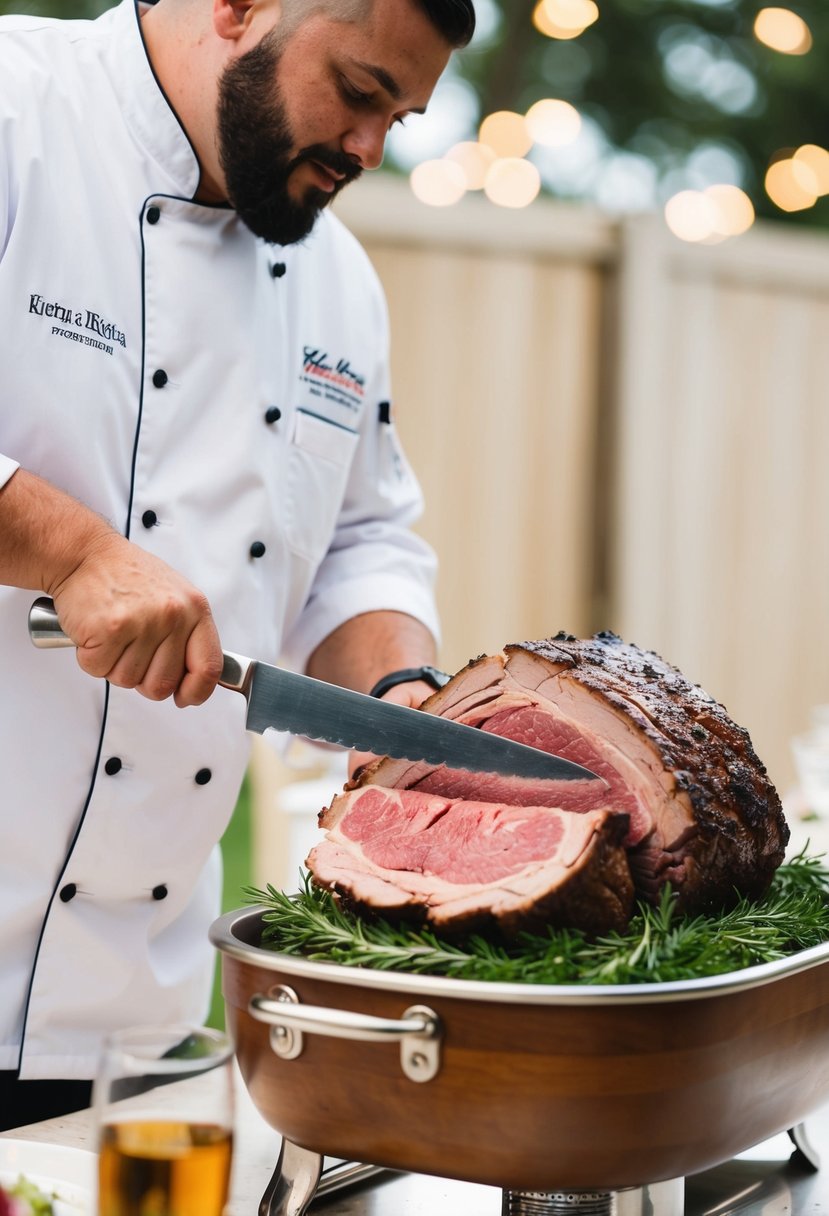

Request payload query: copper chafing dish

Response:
[211,906,829,1200]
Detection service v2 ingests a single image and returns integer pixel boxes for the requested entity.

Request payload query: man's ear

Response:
[212,0,257,42]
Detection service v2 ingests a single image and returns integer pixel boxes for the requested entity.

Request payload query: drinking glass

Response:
[94,1024,235,1216]
[810,704,829,737]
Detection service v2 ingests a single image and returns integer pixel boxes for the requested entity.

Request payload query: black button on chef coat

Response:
[271,262,286,278]
[194,768,212,786]
[142,509,158,528]
[146,205,161,225]
[265,407,281,424]
[152,884,168,901]
[249,541,266,559]
[152,369,168,388]
[59,884,77,903]
[104,757,122,776]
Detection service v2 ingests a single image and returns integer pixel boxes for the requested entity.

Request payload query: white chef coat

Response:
[0,0,439,1080]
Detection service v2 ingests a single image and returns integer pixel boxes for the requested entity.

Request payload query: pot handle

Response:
[249,986,442,1083]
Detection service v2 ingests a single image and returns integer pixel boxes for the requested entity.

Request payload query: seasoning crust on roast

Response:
[306,632,789,937]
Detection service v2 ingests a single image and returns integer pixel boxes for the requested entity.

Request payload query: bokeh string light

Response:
[409,96,582,209]
[409,159,467,207]
[479,111,534,159]
[444,141,497,190]
[664,186,755,243]
[753,7,813,54]
[793,145,829,195]
[483,158,542,208]
[525,99,582,148]
[765,157,819,213]
[533,0,599,40]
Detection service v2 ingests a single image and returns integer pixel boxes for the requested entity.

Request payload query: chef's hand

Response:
[0,467,223,707]
[347,679,437,780]
[50,533,224,708]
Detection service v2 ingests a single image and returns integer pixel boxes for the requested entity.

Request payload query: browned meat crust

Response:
[518,632,788,911]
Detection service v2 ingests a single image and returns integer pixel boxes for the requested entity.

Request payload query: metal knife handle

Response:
[29,596,74,648]
[28,596,252,690]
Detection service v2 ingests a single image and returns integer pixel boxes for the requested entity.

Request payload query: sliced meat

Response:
[350,632,788,917]
[307,787,634,936]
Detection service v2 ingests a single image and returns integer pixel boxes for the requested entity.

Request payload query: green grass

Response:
[207,776,252,1029]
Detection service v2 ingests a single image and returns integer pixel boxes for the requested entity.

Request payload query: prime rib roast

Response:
[306,632,789,938]
[311,789,634,936]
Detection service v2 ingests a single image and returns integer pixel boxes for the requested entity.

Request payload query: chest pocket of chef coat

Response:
[284,408,360,561]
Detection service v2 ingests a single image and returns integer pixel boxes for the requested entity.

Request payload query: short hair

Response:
[280,0,476,50]
[414,0,476,48]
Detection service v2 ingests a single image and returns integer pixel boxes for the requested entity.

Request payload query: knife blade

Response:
[28,596,601,783]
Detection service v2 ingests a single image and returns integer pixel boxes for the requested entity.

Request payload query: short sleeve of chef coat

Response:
[0,456,20,489]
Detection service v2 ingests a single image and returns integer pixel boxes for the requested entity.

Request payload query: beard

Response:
[216,31,362,246]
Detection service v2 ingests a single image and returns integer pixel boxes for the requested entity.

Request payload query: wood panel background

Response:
[611,215,829,793]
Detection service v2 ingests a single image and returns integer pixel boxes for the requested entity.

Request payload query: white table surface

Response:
[0,1064,506,1215]
[7,1077,829,1216]
[0,1065,283,1216]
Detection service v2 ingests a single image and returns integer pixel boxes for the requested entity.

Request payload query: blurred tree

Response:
[2,0,825,229]
[468,0,828,228]
[0,0,112,15]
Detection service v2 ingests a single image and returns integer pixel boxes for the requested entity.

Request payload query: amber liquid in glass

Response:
[98,1120,232,1216]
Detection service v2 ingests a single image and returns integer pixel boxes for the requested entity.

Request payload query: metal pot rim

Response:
[210,906,829,1006]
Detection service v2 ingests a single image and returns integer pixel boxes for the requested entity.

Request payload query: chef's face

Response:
[217,30,355,246]
[217,0,451,245]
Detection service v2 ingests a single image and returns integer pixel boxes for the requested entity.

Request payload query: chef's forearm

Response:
[306,610,438,695]
[0,466,120,593]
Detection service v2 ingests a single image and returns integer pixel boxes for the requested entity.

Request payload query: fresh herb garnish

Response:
[246,848,829,986]
[3,1177,55,1216]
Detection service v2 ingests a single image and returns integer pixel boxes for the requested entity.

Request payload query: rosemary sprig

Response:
[245,847,829,986]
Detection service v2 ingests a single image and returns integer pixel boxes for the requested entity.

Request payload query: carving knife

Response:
[28,596,601,784]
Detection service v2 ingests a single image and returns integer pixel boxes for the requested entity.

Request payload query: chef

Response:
[0,0,475,1128]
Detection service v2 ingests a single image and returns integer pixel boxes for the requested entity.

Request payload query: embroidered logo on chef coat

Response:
[28,292,127,357]
[300,346,365,415]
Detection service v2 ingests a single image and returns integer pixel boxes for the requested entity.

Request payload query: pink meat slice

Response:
[307,787,634,937]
